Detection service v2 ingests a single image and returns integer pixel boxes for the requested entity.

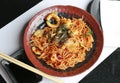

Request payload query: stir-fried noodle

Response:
[30,12,94,70]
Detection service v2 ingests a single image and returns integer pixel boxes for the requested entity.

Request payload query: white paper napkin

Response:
[100,0,120,47]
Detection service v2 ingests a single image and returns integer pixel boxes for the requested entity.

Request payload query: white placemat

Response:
[100,0,120,47]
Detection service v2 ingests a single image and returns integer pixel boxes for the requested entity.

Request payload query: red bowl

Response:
[23,5,103,77]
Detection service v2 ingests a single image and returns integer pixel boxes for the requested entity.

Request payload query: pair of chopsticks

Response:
[0,52,64,83]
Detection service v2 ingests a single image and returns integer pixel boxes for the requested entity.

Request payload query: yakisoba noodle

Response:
[30,12,94,70]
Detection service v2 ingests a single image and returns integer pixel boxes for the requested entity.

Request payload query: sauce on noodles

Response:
[30,12,94,70]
